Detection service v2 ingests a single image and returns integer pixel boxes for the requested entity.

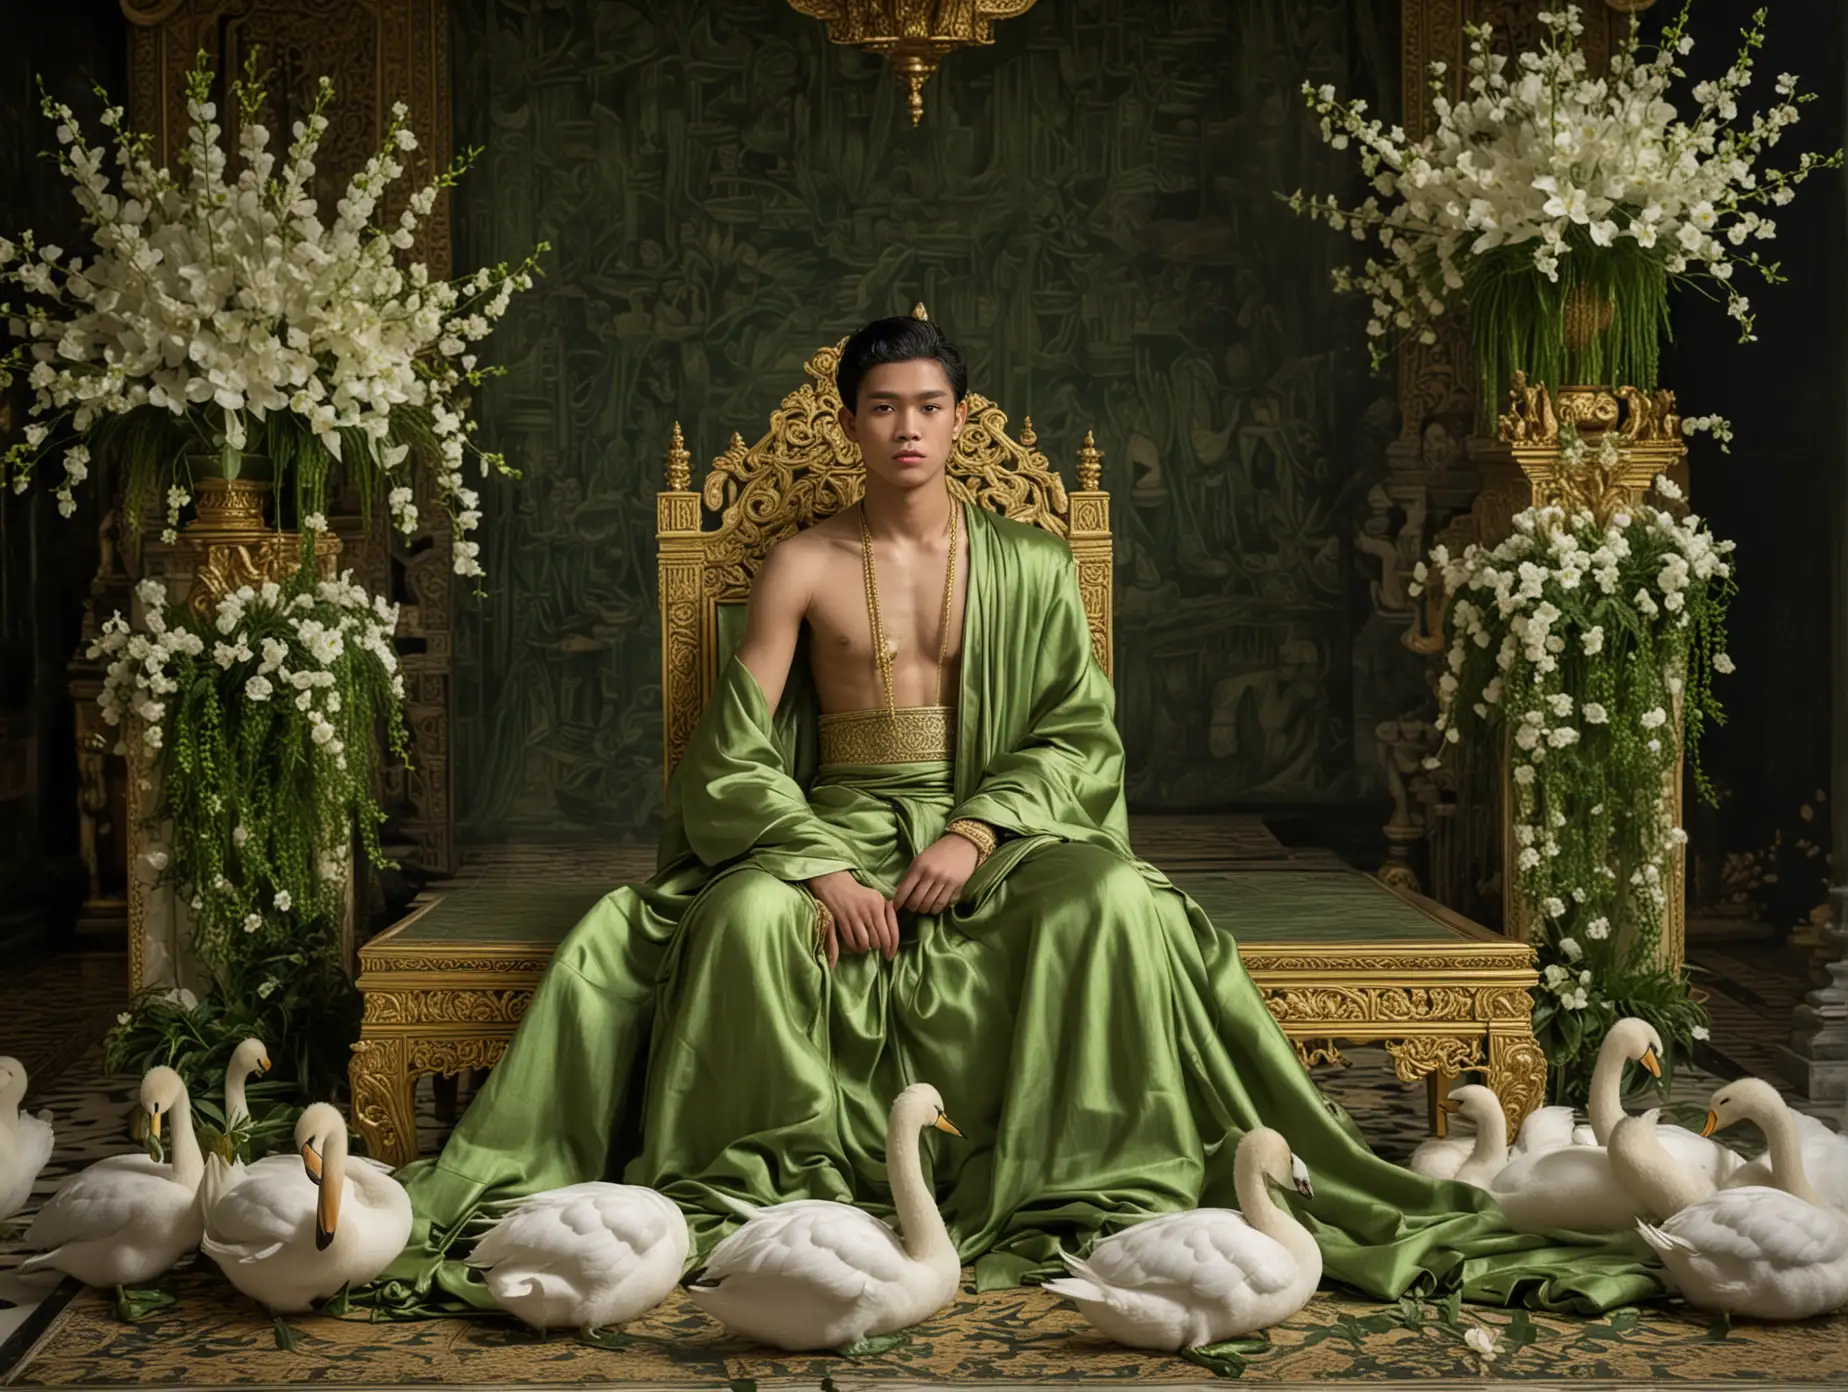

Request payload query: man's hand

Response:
[807,869,899,969]
[893,834,980,917]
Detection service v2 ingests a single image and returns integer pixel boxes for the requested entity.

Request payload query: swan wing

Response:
[1658,1126,1746,1182]
[1087,1209,1296,1301]
[1406,1137,1469,1180]
[702,1201,911,1300]
[202,1161,316,1260]
[26,1157,185,1251]
[1666,1188,1848,1268]
[473,1186,682,1270]
[1509,1106,1579,1158]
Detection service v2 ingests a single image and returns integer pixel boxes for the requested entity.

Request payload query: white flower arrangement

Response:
[1411,425,1731,1082]
[89,567,406,969]
[0,50,547,580]
[1288,4,1840,416]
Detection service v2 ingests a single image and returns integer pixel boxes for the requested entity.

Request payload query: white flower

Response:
[243,913,262,934]
[245,674,274,702]
[1465,1326,1500,1363]
[1693,1025,1711,1041]
[1582,626,1604,656]
[273,889,293,912]
[1586,916,1611,940]
[141,848,169,872]
[1713,652,1735,674]
[160,987,198,1011]
[1583,702,1608,725]
[1558,936,1582,962]
[1641,707,1669,730]
[1542,896,1567,919]
[116,1011,132,1025]
[302,512,328,533]
[233,823,249,847]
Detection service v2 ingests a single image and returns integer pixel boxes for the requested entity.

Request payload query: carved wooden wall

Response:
[113,0,457,876]
[1374,1,1623,920]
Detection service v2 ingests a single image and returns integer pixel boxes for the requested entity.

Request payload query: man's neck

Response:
[861,478,955,544]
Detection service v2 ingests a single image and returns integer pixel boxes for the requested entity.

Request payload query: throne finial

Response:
[666,422,692,491]
[1076,430,1103,491]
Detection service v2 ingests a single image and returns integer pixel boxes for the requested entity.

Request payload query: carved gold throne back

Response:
[656,306,1113,787]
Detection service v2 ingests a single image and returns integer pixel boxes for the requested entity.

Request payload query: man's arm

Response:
[733,540,809,714]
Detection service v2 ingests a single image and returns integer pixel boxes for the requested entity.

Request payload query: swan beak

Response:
[148,1106,163,1140]
[1639,1048,1662,1079]
[1701,1109,1719,1138]
[257,1056,271,1077]
[1438,1097,1461,1114]
[933,1114,964,1138]
[315,1180,340,1251]
[301,1138,325,1186]
[1296,1175,1316,1199]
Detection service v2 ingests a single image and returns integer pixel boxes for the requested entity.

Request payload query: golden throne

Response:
[348,309,1547,1166]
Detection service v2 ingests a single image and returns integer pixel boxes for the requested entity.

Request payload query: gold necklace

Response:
[859,498,958,718]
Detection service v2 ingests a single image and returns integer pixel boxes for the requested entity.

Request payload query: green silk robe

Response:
[368,503,1664,1317]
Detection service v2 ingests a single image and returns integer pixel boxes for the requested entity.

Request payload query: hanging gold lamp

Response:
[785,1,1044,127]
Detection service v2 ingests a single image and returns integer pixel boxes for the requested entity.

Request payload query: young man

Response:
[378,317,1662,1317]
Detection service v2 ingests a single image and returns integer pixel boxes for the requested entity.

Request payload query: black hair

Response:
[835,316,969,412]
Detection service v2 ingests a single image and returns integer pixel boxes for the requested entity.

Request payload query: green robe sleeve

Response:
[656,652,859,884]
[948,538,1132,854]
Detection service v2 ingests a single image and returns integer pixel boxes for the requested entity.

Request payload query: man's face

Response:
[839,359,967,490]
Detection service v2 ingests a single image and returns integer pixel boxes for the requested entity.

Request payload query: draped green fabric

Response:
[364,504,1665,1318]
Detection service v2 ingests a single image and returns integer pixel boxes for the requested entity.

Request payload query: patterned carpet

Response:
[4,817,1846,1387]
[11,1265,1848,1388]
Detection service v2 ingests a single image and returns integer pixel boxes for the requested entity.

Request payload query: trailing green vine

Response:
[1414,426,1736,1101]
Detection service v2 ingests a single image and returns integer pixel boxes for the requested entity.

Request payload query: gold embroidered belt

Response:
[818,705,956,766]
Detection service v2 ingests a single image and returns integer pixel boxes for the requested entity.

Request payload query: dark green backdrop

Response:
[448,0,1401,840]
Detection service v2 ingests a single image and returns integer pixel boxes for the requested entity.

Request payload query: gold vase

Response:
[177,474,341,620]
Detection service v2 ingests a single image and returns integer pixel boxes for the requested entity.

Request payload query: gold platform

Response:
[349,817,1543,1166]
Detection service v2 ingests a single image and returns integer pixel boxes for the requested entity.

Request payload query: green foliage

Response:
[1466,235,1672,425]
[94,563,402,1109]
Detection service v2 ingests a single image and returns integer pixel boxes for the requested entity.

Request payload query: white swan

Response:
[682,1083,961,1352]
[1588,1018,1744,1186]
[0,1056,55,1222]
[467,1182,688,1334]
[200,1102,410,1312]
[196,1037,275,1224]
[1631,1079,1848,1320]
[1407,1085,1508,1187]
[1043,1128,1321,1350]
[1723,1107,1848,1216]
[1484,1138,1640,1233]
[21,1066,204,1291]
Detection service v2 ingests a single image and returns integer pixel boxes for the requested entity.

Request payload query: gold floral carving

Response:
[1292,1040,1350,1070]
[657,303,1110,786]
[1485,1030,1549,1133]
[360,988,535,1027]
[1383,1034,1483,1083]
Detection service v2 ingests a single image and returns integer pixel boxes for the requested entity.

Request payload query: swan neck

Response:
[169,1087,204,1191]
[887,1112,954,1264]
[224,1072,248,1127]
[0,1072,24,1119]
[1589,1035,1629,1145]
[1470,1103,1508,1165]
[1614,1123,1705,1217]
[1762,1105,1822,1205]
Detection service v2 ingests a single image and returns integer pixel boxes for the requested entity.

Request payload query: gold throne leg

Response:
[1484,1024,1548,1139]
[349,1037,418,1167]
